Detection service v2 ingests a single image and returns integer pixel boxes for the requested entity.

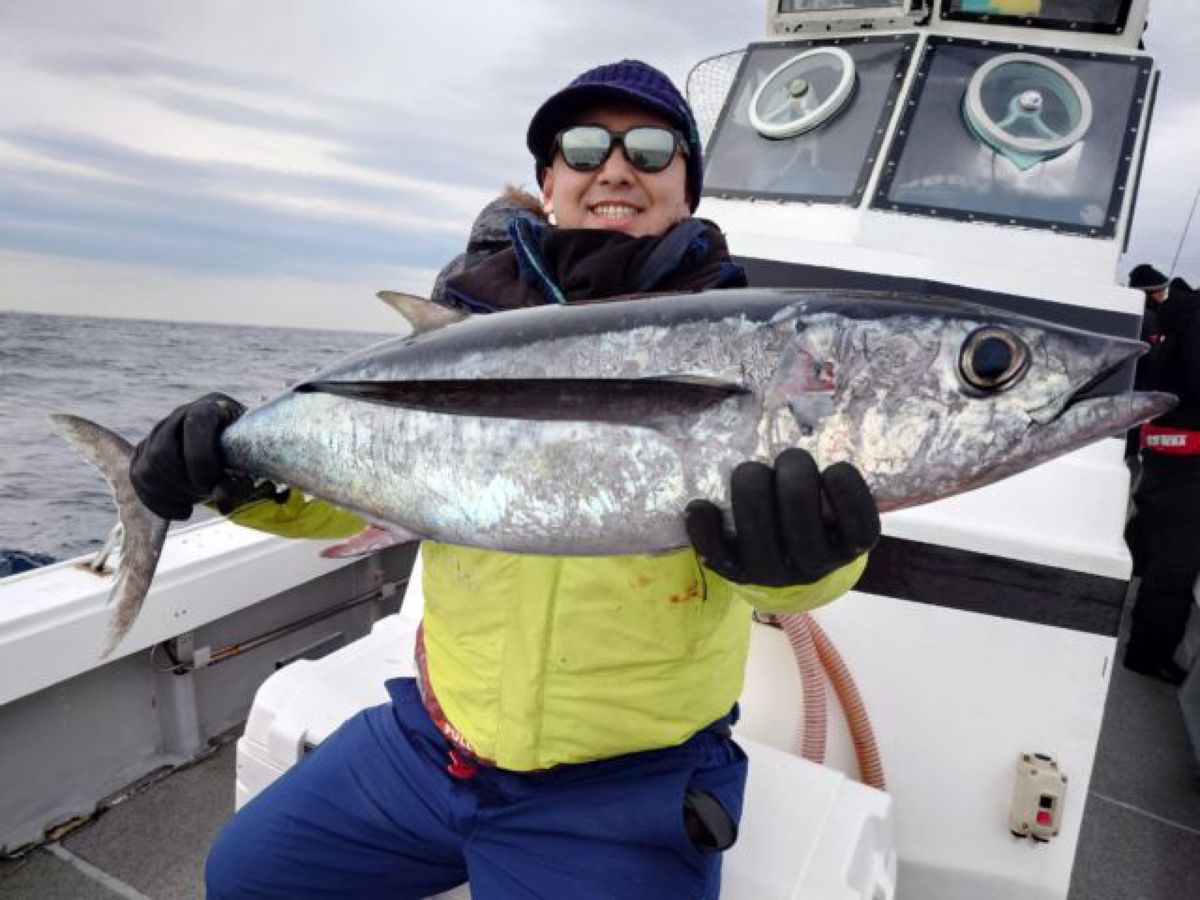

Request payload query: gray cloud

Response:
[140,85,344,140]
[489,0,760,104]
[147,85,532,192]
[33,45,536,194]
[37,46,299,96]
[0,128,480,222]
[0,152,460,281]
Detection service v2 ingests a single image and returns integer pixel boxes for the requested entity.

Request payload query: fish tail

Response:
[49,414,169,657]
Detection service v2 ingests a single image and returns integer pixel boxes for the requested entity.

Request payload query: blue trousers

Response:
[207,678,747,899]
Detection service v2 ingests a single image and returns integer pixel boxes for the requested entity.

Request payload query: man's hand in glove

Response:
[684,448,880,587]
[130,393,279,520]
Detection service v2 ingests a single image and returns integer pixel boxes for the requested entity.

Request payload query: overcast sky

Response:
[1,1,1197,332]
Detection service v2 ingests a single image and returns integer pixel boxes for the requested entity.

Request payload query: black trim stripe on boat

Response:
[856,535,1127,637]
[737,257,1142,340]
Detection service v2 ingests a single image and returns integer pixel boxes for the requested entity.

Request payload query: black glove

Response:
[685,448,880,587]
[130,393,253,520]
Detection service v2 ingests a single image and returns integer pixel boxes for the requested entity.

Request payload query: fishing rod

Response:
[1169,185,1200,279]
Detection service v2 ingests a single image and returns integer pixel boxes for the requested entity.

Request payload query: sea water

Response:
[0,311,389,571]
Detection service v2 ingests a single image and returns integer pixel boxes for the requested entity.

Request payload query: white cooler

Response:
[237,580,896,899]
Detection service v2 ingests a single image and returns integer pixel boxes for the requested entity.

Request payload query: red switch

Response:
[1036,811,1052,826]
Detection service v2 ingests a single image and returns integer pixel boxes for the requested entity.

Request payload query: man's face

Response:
[541,105,690,238]
[1148,288,1168,304]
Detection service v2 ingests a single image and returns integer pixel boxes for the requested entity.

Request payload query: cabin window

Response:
[779,0,900,9]
[702,35,917,206]
[871,38,1152,237]
[940,0,1134,35]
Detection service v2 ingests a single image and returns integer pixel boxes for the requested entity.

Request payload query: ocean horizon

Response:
[0,310,390,572]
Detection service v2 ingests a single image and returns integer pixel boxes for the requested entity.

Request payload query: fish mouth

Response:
[1030,337,1172,430]
[1022,338,1175,461]
[1044,390,1177,449]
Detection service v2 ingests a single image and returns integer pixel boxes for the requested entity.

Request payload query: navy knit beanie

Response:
[527,59,704,211]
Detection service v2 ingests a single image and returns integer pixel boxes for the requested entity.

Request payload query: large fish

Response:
[55,289,1172,654]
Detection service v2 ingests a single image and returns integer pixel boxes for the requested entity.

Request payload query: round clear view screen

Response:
[750,49,855,139]
[967,55,1092,162]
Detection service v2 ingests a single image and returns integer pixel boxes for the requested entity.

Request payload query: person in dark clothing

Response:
[1124,265,1200,686]
[1123,263,1171,568]
[1125,263,1170,462]
[1129,263,1170,375]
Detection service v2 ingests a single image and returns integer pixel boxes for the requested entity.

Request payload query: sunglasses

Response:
[554,125,689,174]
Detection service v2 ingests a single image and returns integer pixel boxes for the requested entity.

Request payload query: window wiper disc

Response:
[748,47,857,140]
[963,52,1093,170]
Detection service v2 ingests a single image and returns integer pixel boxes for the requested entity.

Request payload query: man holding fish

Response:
[54,58,1166,899]
[135,60,879,898]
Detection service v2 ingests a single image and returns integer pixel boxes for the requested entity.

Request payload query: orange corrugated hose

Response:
[776,612,887,791]
[778,613,828,764]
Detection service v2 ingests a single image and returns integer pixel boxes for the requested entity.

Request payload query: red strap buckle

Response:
[446,748,478,780]
[1140,424,1200,455]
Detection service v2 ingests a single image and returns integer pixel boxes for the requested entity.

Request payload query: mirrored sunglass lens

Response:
[561,127,611,169]
[623,128,675,171]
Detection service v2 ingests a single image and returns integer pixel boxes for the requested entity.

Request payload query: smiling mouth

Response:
[589,203,641,220]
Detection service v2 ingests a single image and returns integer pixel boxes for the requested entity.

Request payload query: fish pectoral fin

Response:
[376,291,468,334]
[295,377,749,426]
[320,523,420,559]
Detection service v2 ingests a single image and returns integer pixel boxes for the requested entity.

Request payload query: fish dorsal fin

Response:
[376,291,468,334]
[296,376,749,427]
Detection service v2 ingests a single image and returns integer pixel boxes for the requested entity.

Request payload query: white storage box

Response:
[237,610,895,899]
[236,612,416,807]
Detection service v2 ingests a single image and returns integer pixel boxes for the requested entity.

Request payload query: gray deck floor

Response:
[0,740,236,900]
[1067,597,1200,899]
[3,612,1199,899]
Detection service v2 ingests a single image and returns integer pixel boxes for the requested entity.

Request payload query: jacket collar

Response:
[443,217,746,313]
[510,217,742,302]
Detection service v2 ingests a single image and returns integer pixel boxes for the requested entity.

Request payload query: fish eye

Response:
[959,326,1029,391]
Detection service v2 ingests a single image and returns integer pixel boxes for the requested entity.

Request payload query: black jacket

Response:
[1143,283,1200,433]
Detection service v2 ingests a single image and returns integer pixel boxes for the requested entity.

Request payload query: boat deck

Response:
[3,591,1198,900]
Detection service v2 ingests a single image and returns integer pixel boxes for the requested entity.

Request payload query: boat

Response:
[3,1,1197,897]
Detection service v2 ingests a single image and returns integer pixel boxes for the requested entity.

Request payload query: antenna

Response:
[1169,185,1200,278]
